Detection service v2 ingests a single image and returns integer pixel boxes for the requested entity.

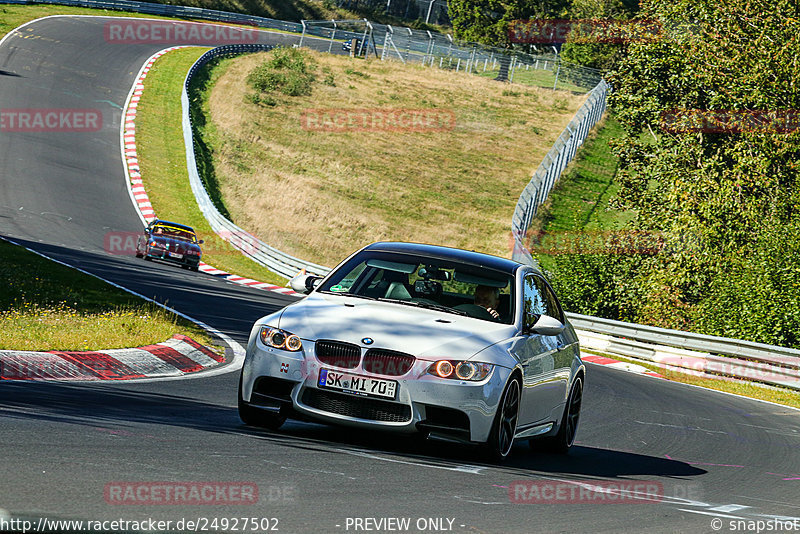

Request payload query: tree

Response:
[601,0,800,345]
[448,0,570,46]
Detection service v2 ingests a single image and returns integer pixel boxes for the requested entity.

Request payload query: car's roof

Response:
[363,242,524,274]
[151,220,196,232]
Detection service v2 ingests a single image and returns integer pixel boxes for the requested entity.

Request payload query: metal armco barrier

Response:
[570,312,800,391]
[182,45,330,278]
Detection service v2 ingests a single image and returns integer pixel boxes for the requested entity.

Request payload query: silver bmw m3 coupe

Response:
[238,242,584,460]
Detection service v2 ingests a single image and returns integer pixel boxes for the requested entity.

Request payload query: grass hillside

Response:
[194,48,587,266]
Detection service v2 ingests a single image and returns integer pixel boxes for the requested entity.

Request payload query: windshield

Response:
[152,225,197,243]
[318,251,515,324]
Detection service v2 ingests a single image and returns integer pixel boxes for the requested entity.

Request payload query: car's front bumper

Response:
[241,339,512,443]
[145,247,200,268]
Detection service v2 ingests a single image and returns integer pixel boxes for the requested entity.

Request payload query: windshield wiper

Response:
[415,301,468,316]
[376,298,467,316]
[318,291,377,301]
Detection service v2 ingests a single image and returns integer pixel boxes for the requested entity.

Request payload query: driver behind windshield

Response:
[474,285,501,320]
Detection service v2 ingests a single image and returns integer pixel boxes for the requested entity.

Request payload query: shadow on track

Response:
[0,380,706,480]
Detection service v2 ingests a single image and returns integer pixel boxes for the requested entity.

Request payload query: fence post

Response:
[381,25,392,61]
[327,20,337,53]
[553,53,561,91]
[299,20,307,47]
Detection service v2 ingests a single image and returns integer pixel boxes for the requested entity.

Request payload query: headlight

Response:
[260,327,303,352]
[427,360,493,381]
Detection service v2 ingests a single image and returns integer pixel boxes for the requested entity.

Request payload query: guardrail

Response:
[570,312,800,391]
[181,45,330,279]
[511,79,609,264]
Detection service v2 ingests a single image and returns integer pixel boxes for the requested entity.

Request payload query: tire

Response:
[484,376,521,462]
[191,265,199,272]
[539,376,583,454]
[135,250,143,258]
[237,373,286,430]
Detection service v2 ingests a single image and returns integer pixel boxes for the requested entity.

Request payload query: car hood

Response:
[150,236,201,253]
[275,292,516,360]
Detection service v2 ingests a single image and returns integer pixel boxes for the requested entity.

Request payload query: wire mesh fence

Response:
[511,79,610,265]
[299,19,603,93]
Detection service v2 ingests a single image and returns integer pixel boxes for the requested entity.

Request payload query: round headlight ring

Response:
[285,334,302,352]
[434,360,453,378]
[455,361,477,380]
[269,330,286,348]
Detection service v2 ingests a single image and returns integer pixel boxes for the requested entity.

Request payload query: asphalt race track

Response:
[1,15,799,534]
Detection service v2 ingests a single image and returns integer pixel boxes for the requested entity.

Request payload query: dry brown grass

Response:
[202,50,586,266]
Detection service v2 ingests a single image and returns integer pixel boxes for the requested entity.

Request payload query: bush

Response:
[247,47,316,98]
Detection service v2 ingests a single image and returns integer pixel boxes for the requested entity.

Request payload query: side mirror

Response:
[289,273,322,294]
[198,239,205,244]
[528,314,565,336]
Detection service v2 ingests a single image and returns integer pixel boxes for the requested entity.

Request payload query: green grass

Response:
[476,65,593,93]
[135,48,289,286]
[582,349,800,410]
[528,115,636,271]
[0,238,220,351]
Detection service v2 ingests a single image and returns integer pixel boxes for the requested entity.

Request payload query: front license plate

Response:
[318,368,397,399]
[168,252,183,259]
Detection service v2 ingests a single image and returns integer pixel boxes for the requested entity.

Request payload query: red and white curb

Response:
[121,47,299,297]
[581,352,665,379]
[0,334,224,381]
[196,264,298,294]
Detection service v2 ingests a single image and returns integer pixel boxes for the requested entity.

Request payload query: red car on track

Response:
[135,219,203,271]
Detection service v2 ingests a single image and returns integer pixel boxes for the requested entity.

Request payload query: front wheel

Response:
[484,376,521,462]
[539,376,583,454]
[237,373,286,430]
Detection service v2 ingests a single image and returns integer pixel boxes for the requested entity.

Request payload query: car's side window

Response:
[522,275,546,330]
[523,275,565,329]
[533,276,565,323]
